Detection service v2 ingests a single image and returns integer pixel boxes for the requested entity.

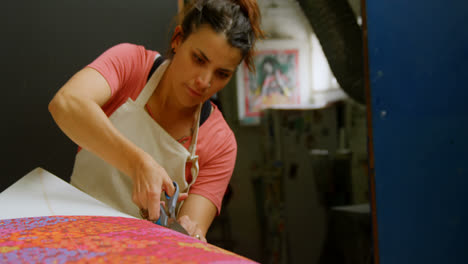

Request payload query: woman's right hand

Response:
[131,152,175,221]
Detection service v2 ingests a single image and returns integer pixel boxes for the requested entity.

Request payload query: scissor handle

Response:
[154,181,179,226]
[155,208,168,226]
[166,181,179,218]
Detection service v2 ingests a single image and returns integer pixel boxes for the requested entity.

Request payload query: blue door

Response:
[365,1,468,263]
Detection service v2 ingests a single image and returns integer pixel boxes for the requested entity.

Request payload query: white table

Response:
[0,167,135,220]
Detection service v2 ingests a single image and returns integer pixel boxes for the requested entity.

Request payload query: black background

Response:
[0,0,177,191]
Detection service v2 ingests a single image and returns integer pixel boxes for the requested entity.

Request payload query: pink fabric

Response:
[86,43,237,214]
[0,216,257,263]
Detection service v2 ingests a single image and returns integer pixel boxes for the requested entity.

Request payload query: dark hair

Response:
[178,0,264,72]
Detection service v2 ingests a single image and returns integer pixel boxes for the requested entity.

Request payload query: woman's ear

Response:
[171,25,184,51]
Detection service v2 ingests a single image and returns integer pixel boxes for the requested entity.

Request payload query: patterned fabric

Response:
[0,216,256,264]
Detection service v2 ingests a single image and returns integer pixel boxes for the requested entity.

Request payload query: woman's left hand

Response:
[178,215,207,242]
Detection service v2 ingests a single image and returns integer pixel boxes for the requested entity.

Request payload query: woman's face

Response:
[168,24,243,107]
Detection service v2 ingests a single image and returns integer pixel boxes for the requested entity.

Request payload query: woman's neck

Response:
[151,72,198,121]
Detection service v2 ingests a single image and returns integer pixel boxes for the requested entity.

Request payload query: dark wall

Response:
[0,0,177,191]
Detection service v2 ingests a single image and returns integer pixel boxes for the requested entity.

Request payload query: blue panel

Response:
[366,1,468,263]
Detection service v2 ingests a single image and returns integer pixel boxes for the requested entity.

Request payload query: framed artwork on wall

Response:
[236,39,309,125]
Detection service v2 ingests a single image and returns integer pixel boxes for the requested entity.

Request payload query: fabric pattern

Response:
[0,216,257,263]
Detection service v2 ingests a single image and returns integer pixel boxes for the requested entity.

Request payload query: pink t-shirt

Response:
[86,43,237,214]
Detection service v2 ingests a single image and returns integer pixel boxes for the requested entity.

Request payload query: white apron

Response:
[70,58,201,218]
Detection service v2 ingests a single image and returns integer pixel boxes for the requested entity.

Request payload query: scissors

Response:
[153,181,189,236]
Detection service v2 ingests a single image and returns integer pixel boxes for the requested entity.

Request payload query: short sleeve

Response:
[86,43,157,97]
[85,43,158,117]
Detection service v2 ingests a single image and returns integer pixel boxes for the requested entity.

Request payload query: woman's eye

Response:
[193,54,204,64]
[216,71,230,79]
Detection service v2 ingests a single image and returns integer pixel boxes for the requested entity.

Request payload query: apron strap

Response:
[135,55,169,107]
[147,56,166,82]
[188,103,202,158]
[199,100,212,126]
[188,100,211,164]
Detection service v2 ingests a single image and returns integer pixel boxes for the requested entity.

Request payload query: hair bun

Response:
[233,0,265,40]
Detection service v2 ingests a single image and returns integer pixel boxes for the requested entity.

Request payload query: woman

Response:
[48,0,263,242]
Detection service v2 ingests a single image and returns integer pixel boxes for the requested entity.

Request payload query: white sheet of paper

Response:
[0,167,135,220]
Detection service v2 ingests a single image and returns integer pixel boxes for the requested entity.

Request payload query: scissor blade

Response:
[167,221,190,236]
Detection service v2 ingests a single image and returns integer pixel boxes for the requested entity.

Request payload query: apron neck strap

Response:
[135,57,169,107]
[188,103,202,157]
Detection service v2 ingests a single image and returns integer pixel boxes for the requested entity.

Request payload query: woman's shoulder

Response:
[89,43,160,115]
[199,103,236,146]
[197,104,237,165]
[96,43,159,62]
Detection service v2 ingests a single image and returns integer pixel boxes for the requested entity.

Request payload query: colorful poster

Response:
[237,39,308,125]
[245,50,300,113]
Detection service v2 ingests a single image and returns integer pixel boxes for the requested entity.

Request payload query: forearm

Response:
[48,91,146,179]
[178,194,217,236]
